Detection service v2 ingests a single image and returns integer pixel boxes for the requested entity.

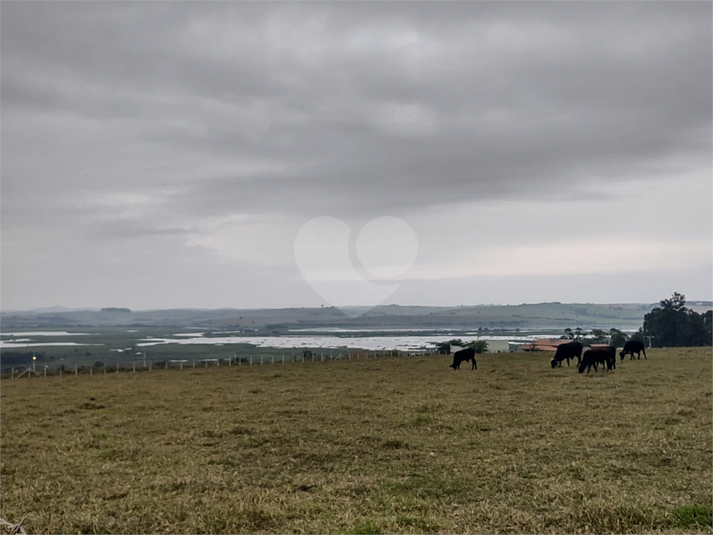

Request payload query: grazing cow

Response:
[578,346,617,374]
[605,347,617,371]
[450,347,477,370]
[550,341,584,368]
[620,340,647,361]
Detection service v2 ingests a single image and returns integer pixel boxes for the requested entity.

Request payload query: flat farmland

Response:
[1,348,711,534]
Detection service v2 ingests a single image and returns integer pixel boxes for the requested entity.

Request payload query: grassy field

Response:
[1,348,711,534]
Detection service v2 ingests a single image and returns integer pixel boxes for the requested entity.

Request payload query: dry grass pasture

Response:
[1,347,711,534]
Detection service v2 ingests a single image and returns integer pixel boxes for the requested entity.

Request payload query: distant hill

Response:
[1,301,699,331]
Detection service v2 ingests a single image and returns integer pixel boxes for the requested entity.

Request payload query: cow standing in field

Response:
[601,346,617,371]
[550,341,584,368]
[449,348,477,370]
[578,346,617,374]
[620,340,647,361]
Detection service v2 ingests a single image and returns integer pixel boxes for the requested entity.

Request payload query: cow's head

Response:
[619,351,625,361]
[550,358,557,369]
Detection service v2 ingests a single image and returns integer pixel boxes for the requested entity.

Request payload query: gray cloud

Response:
[1,1,710,309]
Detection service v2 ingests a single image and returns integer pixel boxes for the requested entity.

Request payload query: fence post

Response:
[133,361,136,372]
[44,365,47,378]
[117,363,120,373]
[75,365,78,376]
[217,359,220,367]
[193,359,196,368]
[205,360,208,368]
[250,355,253,365]
[165,361,168,370]
[11,367,14,379]
[271,356,274,364]
[149,362,152,371]
[260,355,264,365]
[282,355,285,364]
[90,366,93,375]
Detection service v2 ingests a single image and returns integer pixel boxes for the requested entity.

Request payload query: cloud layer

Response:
[2,2,711,309]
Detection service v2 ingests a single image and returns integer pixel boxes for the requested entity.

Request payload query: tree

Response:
[609,328,628,348]
[642,293,712,347]
[631,330,645,343]
[435,342,451,355]
[685,309,713,346]
[590,329,607,343]
[466,340,489,354]
[563,328,574,340]
[661,292,687,313]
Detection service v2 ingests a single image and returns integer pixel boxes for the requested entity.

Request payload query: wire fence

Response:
[1,349,437,380]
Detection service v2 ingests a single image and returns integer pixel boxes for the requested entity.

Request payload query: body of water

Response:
[0,329,570,351]
[1,331,90,337]
[136,333,559,351]
[0,342,94,348]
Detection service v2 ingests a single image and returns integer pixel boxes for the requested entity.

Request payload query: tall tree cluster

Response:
[642,293,712,347]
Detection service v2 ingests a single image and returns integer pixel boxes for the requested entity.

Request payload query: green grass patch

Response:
[350,521,384,534]
[670,504,713,528]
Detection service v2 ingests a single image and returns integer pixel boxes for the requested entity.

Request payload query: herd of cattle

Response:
[448,340,647,373]
[551,339,647,373]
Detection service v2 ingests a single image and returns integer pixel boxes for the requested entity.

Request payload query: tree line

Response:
[435,340,489,355]
[641,293,711,347]
[561,327,632,347]
[562,293,711,348]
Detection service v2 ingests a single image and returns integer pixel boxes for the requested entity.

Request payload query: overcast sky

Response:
[2,1,711,311]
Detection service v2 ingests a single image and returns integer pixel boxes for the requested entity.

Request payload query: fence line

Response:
[2,350,434,380]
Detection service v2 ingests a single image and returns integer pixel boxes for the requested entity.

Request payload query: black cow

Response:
[450,347,477,370]
[550,341,584,368]
[605,348,617,371]
[620,340,647,361]
[578,346,616,374]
